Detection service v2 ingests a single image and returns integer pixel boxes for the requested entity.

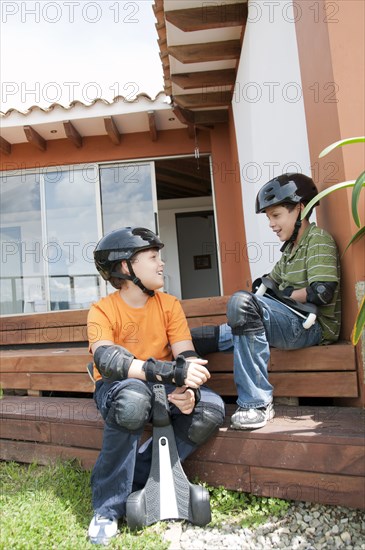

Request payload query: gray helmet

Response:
[255,173,318,213]
[94,227,164,293]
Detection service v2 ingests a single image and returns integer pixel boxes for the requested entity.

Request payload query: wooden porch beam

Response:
[104,116,121,145]
[165,3,247,32]
[171,69,236,90]
[173,91,232,109]
[23,125,47,151]
[0,135,12,155]
[147,111,158,142]
[173,105,229,127]
[168,40,241,64]
[63,121,83,148]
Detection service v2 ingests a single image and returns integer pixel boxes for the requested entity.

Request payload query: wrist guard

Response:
[93,345,134,383]
[142,354,188,386]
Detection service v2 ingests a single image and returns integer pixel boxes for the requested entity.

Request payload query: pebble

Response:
[164,501,365,550]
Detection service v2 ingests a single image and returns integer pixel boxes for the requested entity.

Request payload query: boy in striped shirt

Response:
[194,173,341,430]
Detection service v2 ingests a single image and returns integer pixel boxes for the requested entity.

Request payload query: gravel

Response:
[163,502,365,550]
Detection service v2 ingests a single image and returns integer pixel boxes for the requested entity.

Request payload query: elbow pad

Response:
[93,345,134,383]
[142,354,188,386]
[306,281,337,306]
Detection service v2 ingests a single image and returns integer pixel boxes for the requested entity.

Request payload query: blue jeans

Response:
[91,379,225,520]
[218,294,322,409]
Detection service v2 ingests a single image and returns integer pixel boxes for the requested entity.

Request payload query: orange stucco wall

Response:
[295,0,365,403]
[210,107,251,295]
[1,124,248,296]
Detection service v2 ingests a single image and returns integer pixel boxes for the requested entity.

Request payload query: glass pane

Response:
[44,169,100,310]
[100,163,155,233]
[0,173,45,314]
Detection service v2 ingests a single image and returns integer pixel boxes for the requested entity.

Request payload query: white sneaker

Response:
[88,514,118,545]
[230,402,275,430]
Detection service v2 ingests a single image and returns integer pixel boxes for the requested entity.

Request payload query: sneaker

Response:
[88,514,118,545]
[230,402,275,430]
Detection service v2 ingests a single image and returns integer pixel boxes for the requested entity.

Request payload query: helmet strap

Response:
[280,212,302,252]
[110,260,155,296]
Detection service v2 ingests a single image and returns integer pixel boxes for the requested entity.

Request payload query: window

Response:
[0,162,157,314]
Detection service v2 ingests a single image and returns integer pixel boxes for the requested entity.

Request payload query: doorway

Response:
[155,155,221,299]
[176,211,220,299]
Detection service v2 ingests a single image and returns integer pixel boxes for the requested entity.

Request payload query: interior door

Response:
[176,211,220,299]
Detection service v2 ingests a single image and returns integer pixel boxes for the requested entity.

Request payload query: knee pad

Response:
[106,382,152,432]
[227,291,264,335]
[191,325,219,357]
[174,402,225,446]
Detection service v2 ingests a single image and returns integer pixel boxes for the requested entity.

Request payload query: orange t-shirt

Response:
[87,291,192,381]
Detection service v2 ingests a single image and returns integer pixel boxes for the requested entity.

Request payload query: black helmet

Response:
[94,227,164,294]
[255,173,318,213]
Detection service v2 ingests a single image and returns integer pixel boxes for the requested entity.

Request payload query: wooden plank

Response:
[0,348,90,373]
[50,422,103,449]
[0,439,99,470]
[183,460,250,492]
[0,373,31,389]
[168,41,241,64]
[221,404,365,445]
[269,372,359,398]
[181,295,229,317]
[187,315,227,328]
[171,69,236,90]
[29,373,94,393]
[0,397,102,426]
[173,105,229,127]
[147,111,158,142]
[173,91,233,109]
[165,3,247,32]
[206,372,359,397]
[250,467,365,510]
[0,325,88,345]
[23,125,47,151]
[0,135,11,155]
[0,418,51,443]
[104,116,121,145]
[63,121,83,148]
[270,344,355,371]
[0,373,93,392]
[0,309,88,332]
[190,436,365,476]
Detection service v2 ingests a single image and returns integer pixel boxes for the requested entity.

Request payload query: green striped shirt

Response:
[270,223,341,343]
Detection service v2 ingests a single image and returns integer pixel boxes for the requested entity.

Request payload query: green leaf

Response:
[301,181,356,220]
[352,295,365,346]
[319,137,365,158]
[351,171,365,227]
[341,225,365,256]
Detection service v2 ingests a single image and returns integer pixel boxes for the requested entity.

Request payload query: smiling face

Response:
[265,203,301,242]
[128,248,165,291]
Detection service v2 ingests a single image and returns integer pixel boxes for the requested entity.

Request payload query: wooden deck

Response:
[1,396,364,510]
[0,297,363,511]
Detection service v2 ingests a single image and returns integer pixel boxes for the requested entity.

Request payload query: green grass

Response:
[0,461,289,549]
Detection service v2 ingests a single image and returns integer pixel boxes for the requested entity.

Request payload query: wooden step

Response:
[1,396,364,510]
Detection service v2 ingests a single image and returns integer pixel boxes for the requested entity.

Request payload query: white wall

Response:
[232,0,313,280]
[158,196,214,298]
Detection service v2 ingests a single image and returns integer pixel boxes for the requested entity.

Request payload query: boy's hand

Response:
[168,387,195,414]
[184,359,210,388]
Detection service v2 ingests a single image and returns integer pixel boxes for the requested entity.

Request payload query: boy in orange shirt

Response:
[87,227,225,545]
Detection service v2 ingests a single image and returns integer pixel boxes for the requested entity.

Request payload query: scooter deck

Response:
[126,384,211,530]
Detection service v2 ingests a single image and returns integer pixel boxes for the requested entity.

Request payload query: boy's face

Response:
[130,248,165,291]
[265,203,301,242]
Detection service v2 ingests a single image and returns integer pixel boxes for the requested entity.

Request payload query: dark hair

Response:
[281,201,314,220]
